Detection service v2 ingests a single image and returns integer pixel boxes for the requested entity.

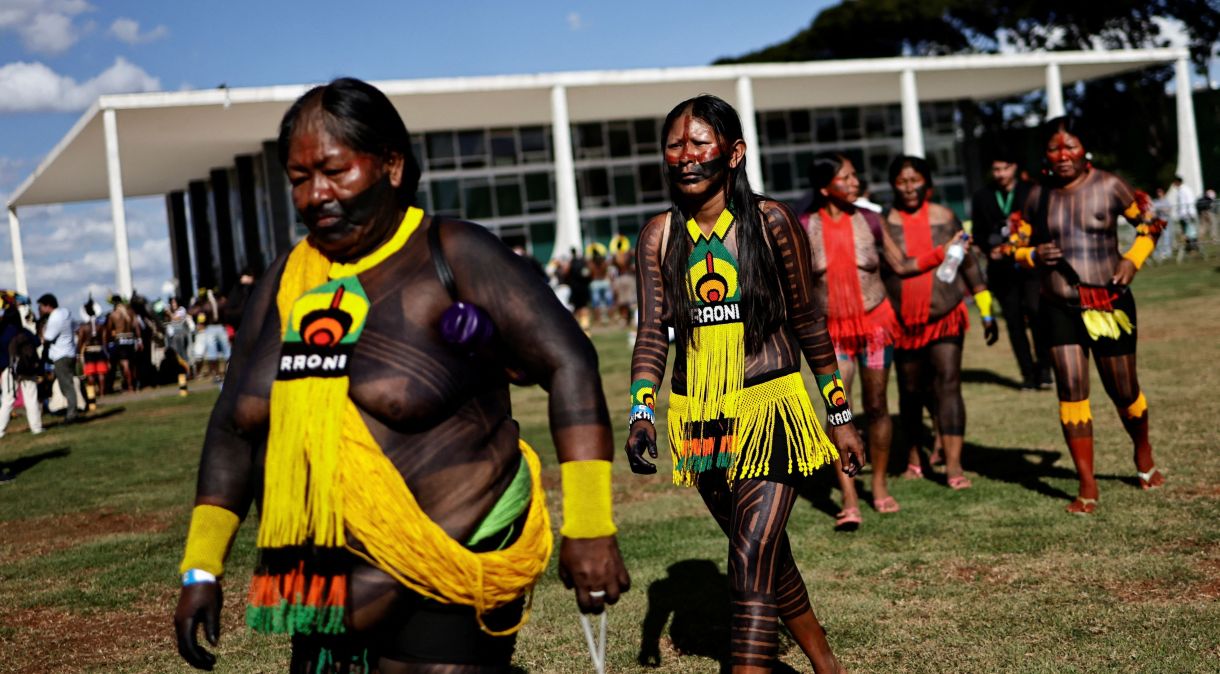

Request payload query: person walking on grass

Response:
[801,152,966,530]
[174,77,628,672]
[37,294,77,424]
[883,156,998,497]
[0,305,43,439]
[625,94,865,673]
[1006,115,1167,514]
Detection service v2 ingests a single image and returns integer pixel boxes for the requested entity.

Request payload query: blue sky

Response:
[0,1,1213,315]
[0,0,833,312]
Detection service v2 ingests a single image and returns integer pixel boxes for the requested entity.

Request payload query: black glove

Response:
[174,582,222,670]
[624,420,658,474]
[983,318,999,346]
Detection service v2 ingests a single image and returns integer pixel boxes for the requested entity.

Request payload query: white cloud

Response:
[108,17,168,45]
[0,198,174,311]
[0,0,94,55]
[17,205,161,260]
[0,156,30,195]
[566,11,584,31]
[0,57,160,113]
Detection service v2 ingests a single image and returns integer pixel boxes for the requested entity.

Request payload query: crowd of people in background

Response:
[544,234,639,334]
[1151,177,1216,262]
[0,268,260,462]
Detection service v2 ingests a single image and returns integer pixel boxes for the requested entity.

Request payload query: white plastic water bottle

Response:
[936,239,966,282]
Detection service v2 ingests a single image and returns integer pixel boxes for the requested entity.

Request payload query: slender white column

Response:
[549,85,583,259]
[1174,56,1204,194]
[900,69,925,158]
[7,207,28,297]
[103,108,134,299]
[1045,62,1065,118]
[735,76,765,192]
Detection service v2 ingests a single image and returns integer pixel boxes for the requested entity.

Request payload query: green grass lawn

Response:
[1,255,1218,673]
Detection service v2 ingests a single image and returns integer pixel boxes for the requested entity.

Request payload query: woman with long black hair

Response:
[624,95,865,673]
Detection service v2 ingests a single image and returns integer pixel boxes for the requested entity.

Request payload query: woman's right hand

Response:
[1035,242,1063,266]
[624,420,658,474]
[174,582,223,670]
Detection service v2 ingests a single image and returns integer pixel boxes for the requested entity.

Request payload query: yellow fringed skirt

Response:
[667,371,838,488]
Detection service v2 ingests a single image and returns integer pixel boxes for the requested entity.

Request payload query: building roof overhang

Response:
[6,48,1185,209]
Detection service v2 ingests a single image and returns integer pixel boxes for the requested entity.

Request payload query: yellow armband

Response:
[1123,236,1156,270]
[560,460,616,539]
[1014,247,1036,269]
[179,504,240,576]
[973,289,993,320]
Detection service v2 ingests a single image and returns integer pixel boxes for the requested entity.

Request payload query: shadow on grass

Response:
[961,442,1140,500]
[0,447,70,478]
[639,559,800,674]
[39,406,126,431]
[794,470,845,519]
[961,368,1024,390]
[70,407,126,425]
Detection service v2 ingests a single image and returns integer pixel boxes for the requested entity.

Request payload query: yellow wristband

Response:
[1123,236,1155,270]
[179,504,240,576]
[560,460,616,539]
[973,289,993,319]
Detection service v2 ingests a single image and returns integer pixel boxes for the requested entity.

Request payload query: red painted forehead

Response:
[1047,131,1083,150]
[665,113,721,163]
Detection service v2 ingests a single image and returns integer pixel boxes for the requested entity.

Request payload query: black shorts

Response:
[1040,289,1137,358]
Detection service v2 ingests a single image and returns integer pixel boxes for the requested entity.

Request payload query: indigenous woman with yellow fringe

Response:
[172,78,629,673]
[624,95,865,673]
[1006,115,1167,514]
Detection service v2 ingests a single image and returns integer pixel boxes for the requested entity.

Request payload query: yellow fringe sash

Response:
[251,207,552,637]
[669,210,836,487]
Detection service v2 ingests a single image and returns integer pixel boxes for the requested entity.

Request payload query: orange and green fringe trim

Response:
[246,562,348,635]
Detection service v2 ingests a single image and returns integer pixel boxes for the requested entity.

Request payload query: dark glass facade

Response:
[169,102,966,287]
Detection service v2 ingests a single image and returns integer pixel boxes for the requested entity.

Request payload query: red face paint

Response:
[1046,130,1087,182]
[822,159,859,204]
[665,114,726,185]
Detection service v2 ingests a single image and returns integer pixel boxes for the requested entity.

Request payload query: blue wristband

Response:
[182,568,217,586]
[629,404,655,426]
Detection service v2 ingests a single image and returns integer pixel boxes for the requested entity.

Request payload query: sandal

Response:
[1066,497,1097,515]
[947,475,972,490]
[1137,466,1166,490]
[834,507,861,532]
[929,447,944,466]
[901,463,924,479]
[873,496,900,514]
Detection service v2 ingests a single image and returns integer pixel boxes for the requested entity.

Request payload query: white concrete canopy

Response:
[6,48,1189,209]
[4,48,1198,297]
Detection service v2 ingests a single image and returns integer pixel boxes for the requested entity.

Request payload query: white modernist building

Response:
[4,48,1202,299]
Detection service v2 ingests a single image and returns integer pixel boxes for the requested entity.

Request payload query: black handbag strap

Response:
[428,219,459,301]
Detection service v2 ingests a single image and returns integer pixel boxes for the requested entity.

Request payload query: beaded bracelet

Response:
[629,404,655,426]
[815,370,854,427]
[629,379,657,427]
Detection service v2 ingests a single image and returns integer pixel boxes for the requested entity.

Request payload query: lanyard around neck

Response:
[995,189,1014,216]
